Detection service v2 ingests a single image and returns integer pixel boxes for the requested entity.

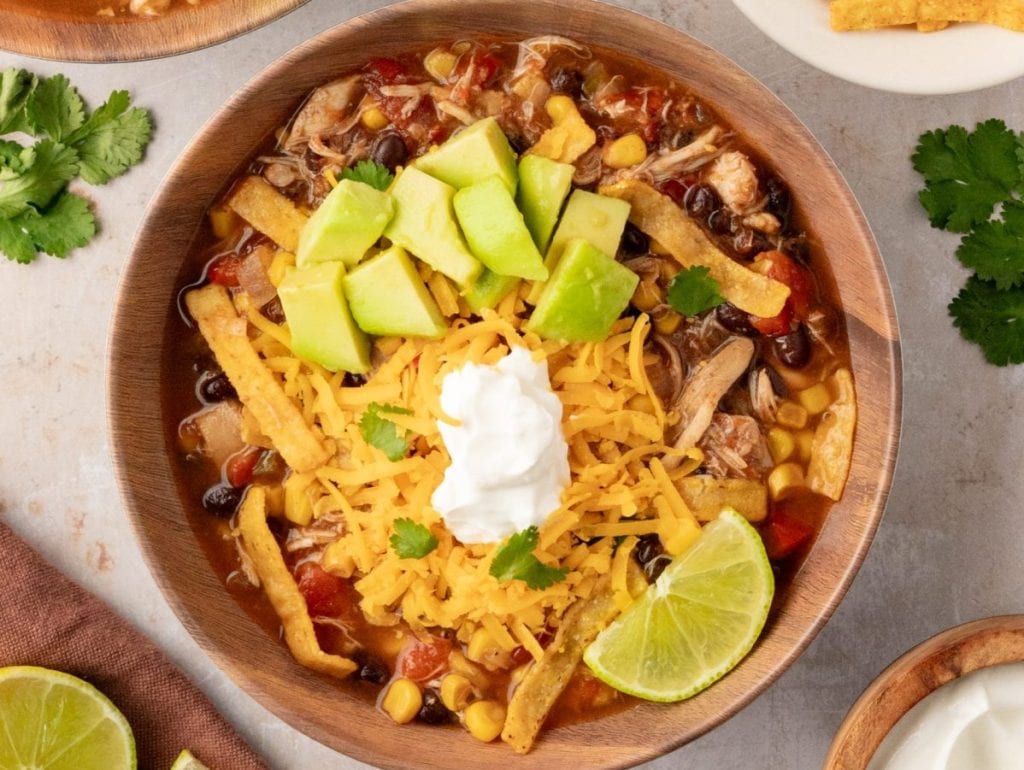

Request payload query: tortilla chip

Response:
[599,180,790,318]
[917,19,951,30]
[807,368,857,501]
[227,175,308,253]
[921,0,1024,30]
[830,0,919,30]
[676,476,768,523]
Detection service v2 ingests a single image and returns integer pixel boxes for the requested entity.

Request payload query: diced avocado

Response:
[383,167,482,287]
[278,262,370,373]
[516,155,574,252]
[343,246,446,339]
[527,189,631,304]
[453,175,547,281]
[526,238,639,342]
[465,269,520,312]
[295,179,394,268]
[414,117,518,194]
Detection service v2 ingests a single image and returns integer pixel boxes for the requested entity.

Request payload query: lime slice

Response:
[171,749,210,770]
[583,508,774,702]
[0,665,136,769]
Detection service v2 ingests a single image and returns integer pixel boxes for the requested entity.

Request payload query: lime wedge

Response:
[171,749,210,770]
[0,665,136,769]
[583,508,774,702]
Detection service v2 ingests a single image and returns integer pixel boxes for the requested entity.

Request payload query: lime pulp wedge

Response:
[583,508,774,702]
[171,749,211,770]
[0,665,136,770]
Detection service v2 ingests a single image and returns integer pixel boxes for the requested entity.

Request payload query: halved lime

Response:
[583,508,774,702]
[170,749,210,770]
[0,665,136,770]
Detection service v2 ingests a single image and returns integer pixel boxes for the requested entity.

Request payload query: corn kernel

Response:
[545,94,576,124]
[424,49,457,81]
[464,700,505,742]
[361,107,389,131]
[208,205,238,240]
[776,401,809,430]
[381,678,422,725]
[798,382,832,416]
[448,650,490,690]
[264,485,286,517]
[467,626,506,669]
[321,540,356,578]
[631,280,662,312]
[768,462,805,501]
[654,311,681,336]
[795,429,814,462]
[602,133,648,169]
[268,250,296,288]
[283,471,315,526]
[767,427,795,463]
[440,674,473,712]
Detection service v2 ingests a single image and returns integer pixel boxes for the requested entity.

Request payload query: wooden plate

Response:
[0,0,308,63]
[107,0,903,767]
[825,615,1024,769]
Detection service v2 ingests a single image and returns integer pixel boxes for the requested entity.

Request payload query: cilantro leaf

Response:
[913,119,1022,232]
[0,68,34,135]
[359,402,413,461]
[489,527,568,590]
[390,518,439,559]
[24,74,85,143]
[340,159,393,192]
[949,276,1024,366]
[0,140,79,219]
[0,191,96,263]
[0,140,32,180]
[956,200,1024,290]
[0,216,37,263]
[72,101,152,185]
[666,265,725,316]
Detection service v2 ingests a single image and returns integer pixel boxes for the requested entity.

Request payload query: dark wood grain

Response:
[107,1,903,767]
[825,616,1024,769]
[0,0,307,62]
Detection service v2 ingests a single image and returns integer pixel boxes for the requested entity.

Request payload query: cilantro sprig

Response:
[489,527,568,590]
[0,68,153,264]
[341,159,393,192]
[359,402,413,461]
[666,266,724,317]
[390,518,438,559]
[914,119,1024,365]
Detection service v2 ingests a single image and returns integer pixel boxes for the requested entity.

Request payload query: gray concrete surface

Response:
[1,1,1022,768]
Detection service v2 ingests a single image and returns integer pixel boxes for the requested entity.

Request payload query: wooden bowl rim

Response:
[0,0,308,63]
[107,0,903,766]
[825,615,1024,769]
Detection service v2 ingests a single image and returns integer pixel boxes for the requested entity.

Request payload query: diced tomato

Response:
[756,250,813,318]
[207,253,243,287]
[363,57,408,84]
[454,50,500,89]
[760,509,814,561]
[601,87,667,142]
[225,447,262,488]
[750,301,795,337]
[295,562,356,618]
[395,635,453,682]
[659,176,697,206]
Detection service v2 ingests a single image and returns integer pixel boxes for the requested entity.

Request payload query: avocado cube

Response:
[453,175,547,281]
[278,262,371,373]
[516,155,574,253]
[296,179,394,268]
[526,239,639,342]
[465,269,520,312]
[383,167,482,287]
[343,246,446,339]
[414,117,518,194]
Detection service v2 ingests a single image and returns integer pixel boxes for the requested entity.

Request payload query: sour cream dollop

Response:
[430,346,570,544]
[868,662,1024,770]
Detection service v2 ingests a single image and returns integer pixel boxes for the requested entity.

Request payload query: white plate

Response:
[732,0,1024,94]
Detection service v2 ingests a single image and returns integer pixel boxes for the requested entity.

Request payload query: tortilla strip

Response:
[502,566,647,754]
[921,0,1024,30]
[599,180,790,318]
[807,368,857,501]
[227,175,308,253]
[185,284,329,473]
[676,476,768,523]
[238,486,356,678]
[830,0,918,30]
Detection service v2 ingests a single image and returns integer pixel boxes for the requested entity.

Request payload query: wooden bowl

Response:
[825,616,1024,769]
[0,0,307,62]
[108,1,902,767]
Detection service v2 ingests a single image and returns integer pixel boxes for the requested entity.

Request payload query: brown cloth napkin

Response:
[0,521,269,770]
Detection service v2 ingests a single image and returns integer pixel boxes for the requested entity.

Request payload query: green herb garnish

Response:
[390,518,439,559]
[0,69,152,264]
[340,159,394,192]
[359,402,413,461]
[489,526,568,590]
[666,265,724,316]
[949,277,1024,367]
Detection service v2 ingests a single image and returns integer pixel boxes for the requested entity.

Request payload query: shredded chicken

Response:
[286,75,363,154]
[749,367,778,424]
[742,211,781,234]
[610,125,725,185]
[698,413,773,480]
[707,151,759,213]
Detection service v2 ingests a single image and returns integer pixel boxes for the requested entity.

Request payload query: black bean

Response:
[716,303,755,336]
[202,484,242,517]
[369,131,408,171]
[733,229,772,259]
[343,372,368,387]
[261,297,285,324]
[633,534,664,567]
[507,134,531,155]
[773,325,812,368]
[683,184,720,219]
[619,222,650,256]
[549,67,583,97]
[198,371,236,403]
[707,208,734,235]
[766,365,790,399]
[417,689,453,724]
[765,177,791,226]
[670,128,697,149]
[645,555,671,582]
[356,655,390,685]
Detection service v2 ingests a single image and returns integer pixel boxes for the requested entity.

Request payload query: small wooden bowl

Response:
[826,616,1024,769]
[108,1,902,767]
[0,0,307,63]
